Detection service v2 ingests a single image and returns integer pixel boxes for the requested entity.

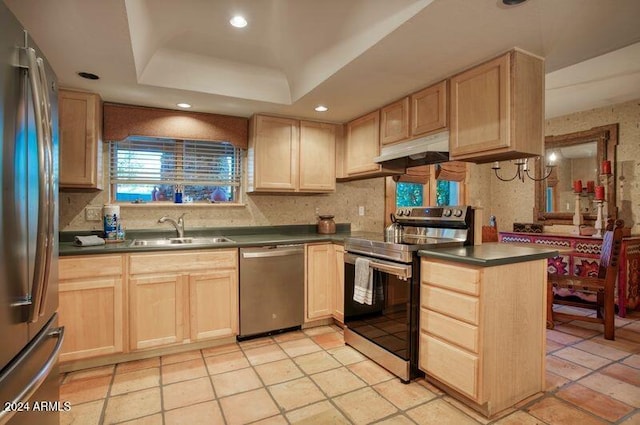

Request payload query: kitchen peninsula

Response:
[418,243,558,417]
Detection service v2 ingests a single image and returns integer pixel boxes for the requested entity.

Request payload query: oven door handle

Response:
[344,253,412,279]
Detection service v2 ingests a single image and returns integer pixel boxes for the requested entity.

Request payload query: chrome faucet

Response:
[158,214,185,238]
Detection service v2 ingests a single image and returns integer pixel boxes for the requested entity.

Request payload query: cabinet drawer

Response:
[421,285,479,325]
[420,308,478,353]
[130,249,237,275]
[420,333,479,399]
[59,255,123,280]
[421,260,479,295]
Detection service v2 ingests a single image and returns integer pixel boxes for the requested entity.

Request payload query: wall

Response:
[471,99,640,233]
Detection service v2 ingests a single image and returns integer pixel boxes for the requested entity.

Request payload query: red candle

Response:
[595,185,605,200]
[586,180,595,193]
[573,180,583,193]
[602,160,612,175]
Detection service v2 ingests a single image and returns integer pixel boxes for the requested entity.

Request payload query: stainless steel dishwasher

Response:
[239,244,304,339]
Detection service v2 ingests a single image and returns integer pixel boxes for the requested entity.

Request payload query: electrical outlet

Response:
[85,206,102,221]
[358,206,365,216]
[315,207,320,215]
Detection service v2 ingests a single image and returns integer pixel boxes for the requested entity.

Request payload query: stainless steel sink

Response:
[130,236,235,247]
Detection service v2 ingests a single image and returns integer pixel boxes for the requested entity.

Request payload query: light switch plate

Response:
[358,206,365,216]
[85,206,102,221]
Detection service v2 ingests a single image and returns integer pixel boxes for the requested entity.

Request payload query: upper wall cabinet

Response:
[380,97,410,145]
[248,114,336,193]
[411,80,448,138]
[449,49,544,163]
[59,89,103,190]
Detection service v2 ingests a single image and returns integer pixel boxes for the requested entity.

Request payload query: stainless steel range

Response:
[343,206,476,382]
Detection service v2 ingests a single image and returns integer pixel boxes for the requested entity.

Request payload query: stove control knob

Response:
[443,208,452,217]
[453,209,464,217]
[395,210,403,216]
[403,209,411,217]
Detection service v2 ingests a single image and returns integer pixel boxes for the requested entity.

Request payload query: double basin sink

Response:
[130,236,235,247]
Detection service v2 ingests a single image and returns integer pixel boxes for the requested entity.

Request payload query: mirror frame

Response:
[534,124,618,225]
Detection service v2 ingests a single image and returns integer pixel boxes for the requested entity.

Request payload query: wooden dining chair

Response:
[546,219,624,340]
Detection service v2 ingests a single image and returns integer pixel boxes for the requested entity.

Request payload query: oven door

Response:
[344,252,412,361]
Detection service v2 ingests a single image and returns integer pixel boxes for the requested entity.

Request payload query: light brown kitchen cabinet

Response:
[411,80,448,137]
[306,243,335,320]
[449,49,543,163]
[58,89,103,190]
[248,115,336,193]
[333,244,345,323]
[419,258,546,417]
[380,97,409,145]
[58,255,124,362]
[128,249,238,350]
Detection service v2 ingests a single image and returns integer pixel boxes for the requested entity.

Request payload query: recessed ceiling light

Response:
[77,72,99,80]
[229,16,247,28]
[314,105,328,112]
[177,103,192,109]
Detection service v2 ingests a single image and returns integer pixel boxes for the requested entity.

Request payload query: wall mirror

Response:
[534,124,618,225]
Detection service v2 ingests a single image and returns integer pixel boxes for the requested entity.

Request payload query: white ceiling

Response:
[5,0,640,122]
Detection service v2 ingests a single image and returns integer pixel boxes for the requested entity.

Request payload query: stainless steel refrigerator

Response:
[0,2,64,424]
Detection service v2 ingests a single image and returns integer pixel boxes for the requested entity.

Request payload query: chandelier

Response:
[491,154,556,182]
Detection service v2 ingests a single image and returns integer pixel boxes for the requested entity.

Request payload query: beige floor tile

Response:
[546,355,592,380]
[273,330,306,342]
[254,358,304,385]
[161,349,202,365]
[617,328,640,344]
[205,350,250,375]
[601,363,640,386]
[327,345,367,365]
[111,367,160,396]
[251,415,289,425]
[546,370,570,391]
[63,365,114,384]
[162,376,215,411]
[201,342,240,357]
[103,387,162,424]
[573,339,630,360]
[238,336,275,349]
[279,338,323,357]
[406,399,479,425]
[623,354,640,369]
[117,357,160,374]
[303,326,336,336]
[268,376,326,411]
[553,323,601,338]
[311,332,345,350]
[347,359,395,385]
[579,373,640,407]
[333,387,398,424]
[527,396,608,425]
[219,388,280,425]
[373,379,437,410]
[119,413,163,425]
[375,415,416,425]
[294,351,341,375]
[311,366,366,397]
[210,367,262,397]
[60,375,111,405]
[493,410,550,425]
[161,358,207,384]
[546,339,565,353]
[415,378,445,395]
[546,329,583,345]
[286,400,351,425]
[621,411,640,424]
[557,383,635,422]
[60,399,103,425]
[553,347,612,370]
[244,343,288,365]
[164,400,224,425]
[443,395,512,424]
[590,334,640,353]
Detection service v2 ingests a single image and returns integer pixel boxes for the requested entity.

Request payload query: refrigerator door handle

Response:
[0,326,64,425]
[23,47,48,323]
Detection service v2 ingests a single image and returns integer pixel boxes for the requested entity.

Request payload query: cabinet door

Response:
[449,53,509,157]
[189,270,238,341]
[299,121,336,192]
[59,90,103,189]
[380,97,409,145]
[333,245,345,323]
[411,80,448,137]
[306,244,335,320]
[59,276,123,361]
[130,274,186,350]
[345,110,381,176]
[251,115,298,191]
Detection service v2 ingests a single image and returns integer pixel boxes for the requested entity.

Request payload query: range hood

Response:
[374,131,449,166]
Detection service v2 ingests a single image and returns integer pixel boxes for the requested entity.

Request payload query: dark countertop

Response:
[418,242,559,267]
[59,224,380,256]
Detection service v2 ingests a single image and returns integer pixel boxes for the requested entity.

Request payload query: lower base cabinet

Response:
[419,258,547,417]
[189,270,238,340]
[305,243,345,323]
